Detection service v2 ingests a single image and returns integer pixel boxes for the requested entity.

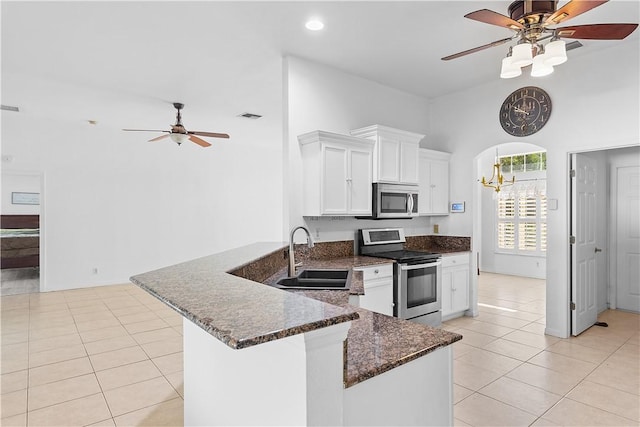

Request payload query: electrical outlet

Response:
[433,224,439,234]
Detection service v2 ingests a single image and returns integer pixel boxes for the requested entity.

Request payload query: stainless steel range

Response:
[358,228,442,327]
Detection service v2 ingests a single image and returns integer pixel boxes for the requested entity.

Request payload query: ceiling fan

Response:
[123,103,230,147]
[442,0,638,63]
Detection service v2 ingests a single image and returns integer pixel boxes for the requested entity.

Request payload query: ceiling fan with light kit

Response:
[442,0,638,78]
[123,103,230,147]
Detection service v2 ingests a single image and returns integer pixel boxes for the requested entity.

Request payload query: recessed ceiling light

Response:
[305,19,324,31]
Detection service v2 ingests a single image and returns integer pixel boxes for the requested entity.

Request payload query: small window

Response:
[496,182,546,255]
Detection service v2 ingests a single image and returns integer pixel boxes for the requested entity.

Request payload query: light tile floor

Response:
[1,273,638,426]
[1,284,184,426]
[444,272,640,427]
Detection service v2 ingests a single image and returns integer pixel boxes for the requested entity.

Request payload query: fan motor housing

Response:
[508,0,557,24]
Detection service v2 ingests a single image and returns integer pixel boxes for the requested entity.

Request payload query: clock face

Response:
[500,86,552,137]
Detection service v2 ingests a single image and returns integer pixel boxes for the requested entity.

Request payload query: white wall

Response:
[429,41,640,337]
[478,143,546,279]
[1,69,284,291]
[284,56,437,242]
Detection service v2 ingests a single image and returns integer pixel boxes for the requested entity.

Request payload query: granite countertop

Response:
[289,289,462,387]
[131,241,462,388]
[130,242,359,349]
[265,256,462,388]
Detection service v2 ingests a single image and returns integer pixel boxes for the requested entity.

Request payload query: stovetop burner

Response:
[372,249,441,263]
[358,228,441,263]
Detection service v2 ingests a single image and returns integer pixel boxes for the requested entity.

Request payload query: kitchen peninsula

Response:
[131,242,462,426]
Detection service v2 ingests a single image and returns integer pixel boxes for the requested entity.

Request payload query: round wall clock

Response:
[499,86,552,137]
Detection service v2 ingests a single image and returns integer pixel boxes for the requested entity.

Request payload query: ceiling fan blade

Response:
[189,135,212,147]
[148,134,170,142]
[545,0,608,26]
[465,9,524,30]
[123,129,169,133]
[556,23,638,40]
[441,37,514,61]
[189,131,230,139]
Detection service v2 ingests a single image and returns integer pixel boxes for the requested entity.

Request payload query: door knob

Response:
[595,247,603,253]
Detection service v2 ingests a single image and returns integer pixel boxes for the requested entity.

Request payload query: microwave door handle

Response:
[407,194,413,214]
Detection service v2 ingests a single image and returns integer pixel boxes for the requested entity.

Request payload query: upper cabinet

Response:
[299,131,374,216]
[419,149,451,215]
[350,125,424,185]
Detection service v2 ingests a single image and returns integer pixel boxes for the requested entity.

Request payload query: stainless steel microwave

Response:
[372,183,419,219]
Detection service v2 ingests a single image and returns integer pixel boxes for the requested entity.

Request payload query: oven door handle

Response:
[399,261,441,270]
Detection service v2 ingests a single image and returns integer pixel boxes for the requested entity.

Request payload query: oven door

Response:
[395,261,441,320]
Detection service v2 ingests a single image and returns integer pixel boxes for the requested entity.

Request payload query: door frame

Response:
[471,142,547,317]
[568,144,640,332]
[1,170,45,292]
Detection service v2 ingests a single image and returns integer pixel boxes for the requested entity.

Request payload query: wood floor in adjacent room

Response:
[1,273,638,426]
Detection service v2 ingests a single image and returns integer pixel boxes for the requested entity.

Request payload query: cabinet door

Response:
[430,160,449,214]
[349,148,373,215]
[377,137,400,183]
[450,267,470,313]
[359,284,394,316]
[322,145,349,214]
[418,156,432,214]
[399,140,419,184]
[441,268,453,316]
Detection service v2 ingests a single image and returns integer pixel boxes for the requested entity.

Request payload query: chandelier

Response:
[481,150,516,193]
[500,32,567,79]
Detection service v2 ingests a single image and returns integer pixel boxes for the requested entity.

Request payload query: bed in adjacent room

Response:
[1,214,40,269]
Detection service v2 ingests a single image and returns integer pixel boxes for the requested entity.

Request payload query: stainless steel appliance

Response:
[358,228,442,327]
[372,183,419,219]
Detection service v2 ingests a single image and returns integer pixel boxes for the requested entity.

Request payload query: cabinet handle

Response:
[374,269,379,274]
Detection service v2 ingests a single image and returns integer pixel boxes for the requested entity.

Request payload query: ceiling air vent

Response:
[238,112,262,119]
[1,105,20,112]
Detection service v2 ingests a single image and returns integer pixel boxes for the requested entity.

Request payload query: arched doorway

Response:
[470,142,547,320]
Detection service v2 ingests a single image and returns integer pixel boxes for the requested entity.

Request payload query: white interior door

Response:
[616,166,640,312]
[571,153,598,336]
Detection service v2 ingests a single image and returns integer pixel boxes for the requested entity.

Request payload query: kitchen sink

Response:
[274,269,351,290]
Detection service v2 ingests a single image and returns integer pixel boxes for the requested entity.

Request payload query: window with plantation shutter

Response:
[495,180,546,255]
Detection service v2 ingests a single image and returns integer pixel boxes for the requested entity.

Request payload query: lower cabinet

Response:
[441,253,470,320]
[352,264,394,316]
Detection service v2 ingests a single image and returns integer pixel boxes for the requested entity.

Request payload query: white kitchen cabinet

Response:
[419,149,451,215]
[299,131,374,216]
[353,263,394,316]
[350,125,424,185]
[441,253,470,320]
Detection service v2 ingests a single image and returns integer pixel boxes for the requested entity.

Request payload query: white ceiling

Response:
[2,1,638,131]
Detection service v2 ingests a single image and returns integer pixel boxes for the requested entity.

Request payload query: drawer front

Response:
[441,253,470,268]
[356,263,393,281]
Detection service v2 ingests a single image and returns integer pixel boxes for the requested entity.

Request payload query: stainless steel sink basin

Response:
[274,269,351,290]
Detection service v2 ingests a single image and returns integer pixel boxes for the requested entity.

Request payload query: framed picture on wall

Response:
[11,192,40,205]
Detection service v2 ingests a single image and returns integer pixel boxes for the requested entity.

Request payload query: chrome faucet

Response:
[288,226,314,277]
